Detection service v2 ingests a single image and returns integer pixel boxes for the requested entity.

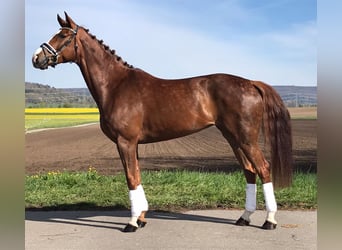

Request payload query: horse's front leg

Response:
[116,136,148,232]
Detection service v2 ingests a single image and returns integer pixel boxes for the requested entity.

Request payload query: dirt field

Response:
[25,118,317,175]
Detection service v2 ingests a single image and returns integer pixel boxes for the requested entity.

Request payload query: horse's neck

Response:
[77,37,128,110]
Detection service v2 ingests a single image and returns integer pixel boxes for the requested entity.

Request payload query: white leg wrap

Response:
[262,182,277,212]
[129,184,148,219]
[245,183,257,212]
[241,183,257,222]
[262,182,277,224]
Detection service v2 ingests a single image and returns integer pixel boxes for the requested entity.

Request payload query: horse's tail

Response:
[252,81,293,188]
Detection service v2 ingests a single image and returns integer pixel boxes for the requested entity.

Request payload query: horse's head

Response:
[32,12,79,70]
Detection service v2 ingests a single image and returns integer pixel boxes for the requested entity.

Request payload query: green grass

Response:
[25,169,317,211]
[25,117,99,131]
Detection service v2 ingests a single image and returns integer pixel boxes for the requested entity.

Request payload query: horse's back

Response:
[135,73,263,142]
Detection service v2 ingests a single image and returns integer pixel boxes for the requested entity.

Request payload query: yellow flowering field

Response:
[25,108,100,131]
[25,108,99,114]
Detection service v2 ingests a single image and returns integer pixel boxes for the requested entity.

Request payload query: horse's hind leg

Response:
[219,125,277,230]
[238,143,278,230]
[231,147,258,226]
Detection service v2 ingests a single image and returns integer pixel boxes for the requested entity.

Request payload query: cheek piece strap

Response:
[39,26,79,67]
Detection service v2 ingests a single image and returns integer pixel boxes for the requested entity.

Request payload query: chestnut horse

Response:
[32,12,292,232]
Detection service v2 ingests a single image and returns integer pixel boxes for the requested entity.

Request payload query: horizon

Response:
[25,81,317,109]
[26,1,316,88]
[25,81,317,89]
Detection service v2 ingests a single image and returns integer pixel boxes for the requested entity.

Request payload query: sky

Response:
[25,0,316,88]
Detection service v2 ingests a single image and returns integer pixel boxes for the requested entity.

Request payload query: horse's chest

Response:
[99,117,118,143]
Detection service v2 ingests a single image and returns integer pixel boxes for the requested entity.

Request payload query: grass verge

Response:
[26,169,316,211]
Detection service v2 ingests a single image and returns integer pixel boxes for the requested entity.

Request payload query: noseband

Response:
[40,26,79,67]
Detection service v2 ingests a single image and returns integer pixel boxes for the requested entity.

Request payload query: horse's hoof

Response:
[261,220,277,230]
[122,223,138,233]
[137,219,147,228]
[235,217,250,226]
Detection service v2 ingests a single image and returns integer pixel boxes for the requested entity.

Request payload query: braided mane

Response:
[83,27,133,68]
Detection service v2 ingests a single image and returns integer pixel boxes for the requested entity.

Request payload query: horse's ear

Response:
[57,14,68,27]
[64,11,77,29]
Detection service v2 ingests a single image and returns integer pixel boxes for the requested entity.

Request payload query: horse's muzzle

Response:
[32,48,49,70]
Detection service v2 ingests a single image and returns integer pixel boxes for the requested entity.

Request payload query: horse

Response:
[32,12,293,233]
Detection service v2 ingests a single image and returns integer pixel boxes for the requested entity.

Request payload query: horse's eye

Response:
[58,33,67,39]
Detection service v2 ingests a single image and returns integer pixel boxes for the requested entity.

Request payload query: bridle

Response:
[40,26,79,67]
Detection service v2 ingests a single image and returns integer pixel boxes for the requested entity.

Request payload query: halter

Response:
[40,26,79,67]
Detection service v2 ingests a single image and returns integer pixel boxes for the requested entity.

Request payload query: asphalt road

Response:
[25,209,316,250]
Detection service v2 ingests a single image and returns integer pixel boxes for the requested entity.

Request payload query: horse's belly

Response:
[139,118,214,143]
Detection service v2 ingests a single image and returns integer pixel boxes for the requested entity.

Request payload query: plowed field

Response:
[25,119,316,175]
